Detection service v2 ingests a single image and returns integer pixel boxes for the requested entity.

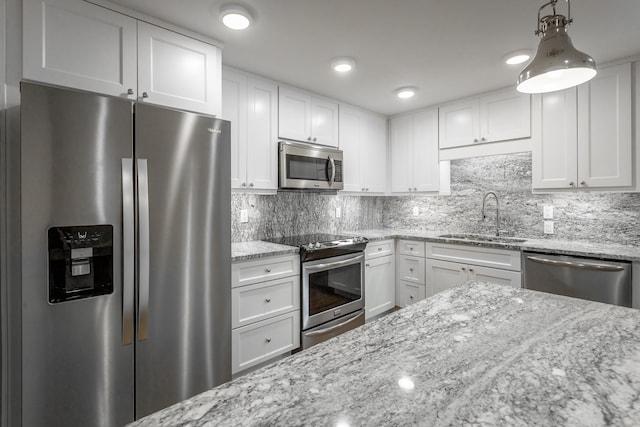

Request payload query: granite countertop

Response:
[232,230,640,262]
[231,240,299,262]
[130,282,640,426]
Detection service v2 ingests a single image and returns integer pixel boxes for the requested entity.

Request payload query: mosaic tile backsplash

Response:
[232,152,640,246]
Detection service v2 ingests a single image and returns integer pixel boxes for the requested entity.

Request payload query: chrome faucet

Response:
[482,192,500,236]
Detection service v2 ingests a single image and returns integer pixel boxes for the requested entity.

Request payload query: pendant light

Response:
[517,0,596,94]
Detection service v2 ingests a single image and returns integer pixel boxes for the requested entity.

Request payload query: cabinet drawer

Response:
[397,255,425,284]
[232,255,300,287]
[397,281,426,308]
[232,276,300,328]
[365,239,395,259]
[397,239,426,257]
[426,242,521,271]
[232,310,300,374]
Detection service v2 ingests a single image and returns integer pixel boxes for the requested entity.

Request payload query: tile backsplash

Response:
[232,152,640,246]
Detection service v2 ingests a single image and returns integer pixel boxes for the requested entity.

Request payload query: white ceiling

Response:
[108,0,640,116]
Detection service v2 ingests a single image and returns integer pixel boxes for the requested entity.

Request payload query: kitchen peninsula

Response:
[130,282,640,426]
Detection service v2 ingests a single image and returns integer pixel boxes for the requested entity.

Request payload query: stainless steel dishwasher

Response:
[523,252,632,307]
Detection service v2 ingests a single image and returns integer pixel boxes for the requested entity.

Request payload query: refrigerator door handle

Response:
[137,159,150,341]
[122,159,135,345]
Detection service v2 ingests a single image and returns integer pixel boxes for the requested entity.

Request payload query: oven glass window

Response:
[286,155,329,181]
[308,262,361,316]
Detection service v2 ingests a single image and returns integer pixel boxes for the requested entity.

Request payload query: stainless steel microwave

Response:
[278,140,344,190]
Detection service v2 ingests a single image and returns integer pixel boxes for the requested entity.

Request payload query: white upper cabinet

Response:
[339,104,387,193]
[278,86,339,147]
[23,0,222,116]
[439,87,531,149]
[390,108,439,193]
[23,0,137,97]
[222,67,278,191]
[137,22,221,116]
[533,63,633,191]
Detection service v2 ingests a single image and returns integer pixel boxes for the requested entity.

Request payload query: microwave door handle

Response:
[328,156,336,186]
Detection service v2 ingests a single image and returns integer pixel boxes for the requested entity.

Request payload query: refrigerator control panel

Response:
[48,225,114,303]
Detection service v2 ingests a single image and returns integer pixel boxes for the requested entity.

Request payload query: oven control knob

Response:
[308,243,314,249]
[315,242,321,249]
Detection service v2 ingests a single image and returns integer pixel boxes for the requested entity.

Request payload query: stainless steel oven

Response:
[265,233,367,350]
[278,140,343,190]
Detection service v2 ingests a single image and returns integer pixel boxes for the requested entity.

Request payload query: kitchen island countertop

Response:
[130,282,640,426]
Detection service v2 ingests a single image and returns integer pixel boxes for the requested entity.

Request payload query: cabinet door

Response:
[469,265,521,289]
[23,0,137,97]
[480,88,531,143]
[425,259,467,297]
[278,86,312,142]
[137,22,222,116]
[222,68,248,189]
[365,255,396,320]
[247,76,279,190]
[438,99,479,149]
[362,112,388,193]
[413,108,440,191]
[390,114,414,192]
[577,63,632,188]
[339,105,365,192]
[532,89,578,189]
[397,281,426,307]
[311,98,339,147]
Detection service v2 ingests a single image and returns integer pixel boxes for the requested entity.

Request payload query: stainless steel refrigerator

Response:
[16,82,231,426]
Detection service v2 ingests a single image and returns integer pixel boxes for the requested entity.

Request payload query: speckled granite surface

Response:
[231,241,298,262]
[129,282,640,426]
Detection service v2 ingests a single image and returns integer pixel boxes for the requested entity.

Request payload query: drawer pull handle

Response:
[265,268,271,273]
[409,247,413,251]
[469,268,474,272]
[265,337,272,343]
[265,298,271,303]
[409,268,414,272]
[365,263,370,267]
[377,247,382,251]
[409,295,414,300]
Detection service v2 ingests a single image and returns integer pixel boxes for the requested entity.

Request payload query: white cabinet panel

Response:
[278,86,338,147]
[137,22,221,116]
[532,89,578,189]
[397,240,426,257]
[365,239,394,259]
[365,255,395,320]
[470,266,521,289]
[232,311,300,374]
[390,109,440,193]
[222,68,248,189]
[232,276,300,328]
[426,242,521,271]
[480,88,531,143]
[23,0,137,97]
[232,255,300,288]
[397,255,425,285]
[426,259,468,296]
[339,105,388,193]
[439,100,479,149]
[577,63,632,188]
[397,281,425,308]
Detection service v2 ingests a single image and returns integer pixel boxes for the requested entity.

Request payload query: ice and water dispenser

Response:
[48,225,114,303]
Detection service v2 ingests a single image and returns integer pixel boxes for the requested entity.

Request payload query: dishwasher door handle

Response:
[526,256,626,272]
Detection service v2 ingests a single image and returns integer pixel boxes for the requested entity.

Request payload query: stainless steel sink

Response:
[437,234,527,244]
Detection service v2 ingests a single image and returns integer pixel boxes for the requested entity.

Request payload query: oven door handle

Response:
[304,254,363,272]
[304,311,364,337]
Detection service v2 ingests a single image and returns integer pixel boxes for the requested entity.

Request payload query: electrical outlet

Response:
[335,207,341,218]
[240,209,249,223]
[412,207,419,216]
[543,205,554,219]
[544,220,554,234]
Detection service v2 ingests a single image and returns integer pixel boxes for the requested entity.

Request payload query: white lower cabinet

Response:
[364,240,395,320]
[396,240,427,308]
[425,242,522,297]
[232,254,300,374]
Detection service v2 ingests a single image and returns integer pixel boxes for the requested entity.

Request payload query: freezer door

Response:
[134,104,231,418]
[20,83,135,426]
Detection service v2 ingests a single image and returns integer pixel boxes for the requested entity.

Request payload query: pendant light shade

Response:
[517,0,596,93]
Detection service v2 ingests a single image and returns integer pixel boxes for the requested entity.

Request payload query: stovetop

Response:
[265,233,368,261]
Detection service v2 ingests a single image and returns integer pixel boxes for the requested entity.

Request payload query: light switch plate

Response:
[335,207,341,218]
[543,205,554,219]
[412,207,419,216]
[544,220,554,234]
[240,209,249,223]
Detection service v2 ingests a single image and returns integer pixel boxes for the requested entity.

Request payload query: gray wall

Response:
[232,152,640,246]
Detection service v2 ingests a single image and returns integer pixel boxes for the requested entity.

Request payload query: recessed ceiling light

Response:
[219,4,253,30]
[504,50,532,65]
[331,57,356,73]
[395,87,417,99]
